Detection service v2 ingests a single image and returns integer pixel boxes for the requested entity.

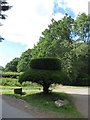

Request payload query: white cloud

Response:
[52,13,64,21]
[0,0,55,48]
[0,0,89,49]
[55,0,89,16]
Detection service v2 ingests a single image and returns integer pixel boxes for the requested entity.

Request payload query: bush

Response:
[30,58,61,70]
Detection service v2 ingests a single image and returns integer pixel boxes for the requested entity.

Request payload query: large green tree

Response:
[31,14,75,82]
[32,14,74,58]
[0,66,4,72]
[5,58,19,72]
[17,49,32,72]
[73,13,90,42]
[31,13,89,85]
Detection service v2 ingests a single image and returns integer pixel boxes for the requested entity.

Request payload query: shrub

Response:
[30,58,61,70]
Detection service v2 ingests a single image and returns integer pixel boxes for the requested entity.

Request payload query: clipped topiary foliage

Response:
[19,57,69,94]
[30,58,61,70]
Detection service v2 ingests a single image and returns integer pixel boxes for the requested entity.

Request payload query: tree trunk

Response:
[43,84,50,94]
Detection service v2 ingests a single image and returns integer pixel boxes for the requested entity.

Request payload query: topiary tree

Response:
[19,58,69,94]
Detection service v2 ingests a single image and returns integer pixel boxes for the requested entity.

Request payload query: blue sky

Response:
[0,40,26,67]
[53,1,75,18]
[0,0,89,67]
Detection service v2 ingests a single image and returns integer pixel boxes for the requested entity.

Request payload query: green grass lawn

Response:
[22,92,82,117]
[1,87,83,118]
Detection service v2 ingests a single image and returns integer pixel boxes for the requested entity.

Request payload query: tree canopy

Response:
[32,14,74,58]
[5,58,19,72]
[0,66,4,72]
[73,13,90,42]
[31,13,89,85]
[17,49,32,72]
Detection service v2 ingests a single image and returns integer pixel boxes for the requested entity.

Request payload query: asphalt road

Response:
[0,95,34,118]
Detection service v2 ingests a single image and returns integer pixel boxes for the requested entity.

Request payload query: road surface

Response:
[0,95,34,118]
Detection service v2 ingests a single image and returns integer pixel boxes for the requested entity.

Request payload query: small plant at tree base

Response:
[19,58,69,94]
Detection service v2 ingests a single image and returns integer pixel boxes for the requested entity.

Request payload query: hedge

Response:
[30,58,61,70]
[1,72,22,78]
[0,78,21,86]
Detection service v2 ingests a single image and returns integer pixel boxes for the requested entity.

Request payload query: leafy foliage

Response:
[19,68,69,85]
[31,13,89,86]
[0,66,5,72]
[17,49,32,72]
[72,42,89,85]
[32,14,74,58]
[5,58,19,72]
[73,13,90,42]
